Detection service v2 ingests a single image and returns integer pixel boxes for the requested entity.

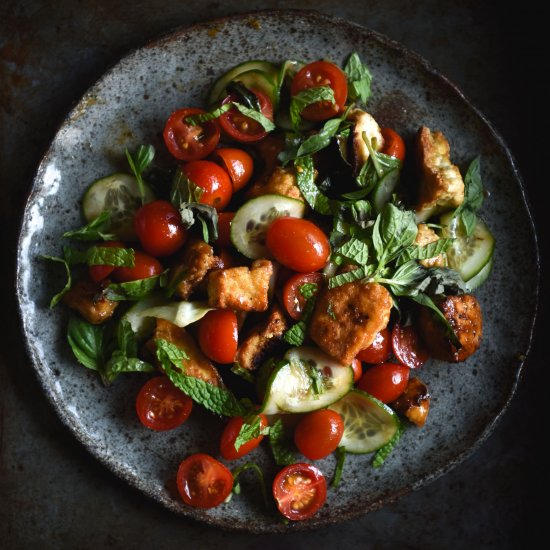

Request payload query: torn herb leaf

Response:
[125,144,155,203]
[344,52,372,104]
[62,211,115,241]
[269,419,297,466]
[290,86,334,130]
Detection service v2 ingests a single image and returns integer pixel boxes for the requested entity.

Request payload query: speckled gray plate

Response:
[16,10,538,533]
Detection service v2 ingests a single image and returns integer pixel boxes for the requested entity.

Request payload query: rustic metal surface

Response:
[2,0,545,548]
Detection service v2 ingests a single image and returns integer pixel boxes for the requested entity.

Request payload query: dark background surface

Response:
[1,1,545,548]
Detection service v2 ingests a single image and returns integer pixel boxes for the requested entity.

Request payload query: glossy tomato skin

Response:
[266,217,330,273]
[112,250,163,282]
[294,409,344,460]
[216,211,235,248]
[180,160,233,211]
[219,88,273,143]
[163,108,220,161]
[356,328,392,364]
[219,414,268,460]
[136,376,193,431]
[381,127,406,162]
[134,200,187,257]
[392,323,430,369]
[212,148,254,191]
[282,272,324,320]
[176,453,233,509]
[88,240,125,283]
[357,362,410,403]
[273,463,327,521]
[198,309,238,364]
[291,61,348,121]
[351,358,363,383]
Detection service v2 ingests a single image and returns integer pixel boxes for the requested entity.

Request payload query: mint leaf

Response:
[104,275,162,301]
[42,254,72,308]
[234,415,270,451]
[282,320,307,346]
[328,265,368,289]
[184,103,232,125]
[232,102,275,132]
[331,447,347,486]
[269,419,296,466]
[125,144,154,203]
[344,52,372,104]
[372,421,404,468]
[86,246,135,267]
[398,239,453,264]
[67,316,113,371]
[290,86,334,129]
[62,211,116,241]
[294,155,332,215]
[335,237,369,266]
[299,282,318,300]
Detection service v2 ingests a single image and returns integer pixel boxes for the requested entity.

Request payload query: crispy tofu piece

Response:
[309,281,392,365]
[392,377,430,427]
[251,133,285,184]
[152,318,224,386]
[349,108,384,174]
[234,304,289,371]
[246,166,304,202]
[415,126,464,222]
[169,238,220,300]
[414,223,446,268]
[208,259,274,312]
[63,280,118,324]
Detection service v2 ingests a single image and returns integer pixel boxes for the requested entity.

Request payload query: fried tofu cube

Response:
[207,259,274,312]
[392,377,430,427]
[309,281,392,365]
[414,223,446,268]
[415,126,464,222]
[63,280,118,324]
[247,166,304,202]
[349,108,384,173]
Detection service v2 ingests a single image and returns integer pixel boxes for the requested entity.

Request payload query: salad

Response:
[44,52,494,522]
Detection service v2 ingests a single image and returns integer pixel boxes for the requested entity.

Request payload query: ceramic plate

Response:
[16,11,538,532]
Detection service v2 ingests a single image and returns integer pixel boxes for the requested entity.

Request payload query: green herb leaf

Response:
[290,86,334,130]
[66,316,112,371]
[171,171,204,205]
[282,320,307,346]
[296,117,345,157]
[331,447,347,486]
[42,254,72,308]
[344,52,372,104]
[125,144,155,203]
[328,265,368,289]
[372,421,404,467]
[398,238,453,264]
[231,363,255,383]
[184,103,232,125]
[234,415,270,452]
[62,211,116,241]
[303,360,325,395]
[269,419,297,466]
[86,246,135,267]
[232,102,275,132]
[178,203,219,243]
[299,282,318,300]
[453,157,484,236]
[104,275,162,301]
[293,155,332,215]
[231,462,269,508]
[335,237,369,266]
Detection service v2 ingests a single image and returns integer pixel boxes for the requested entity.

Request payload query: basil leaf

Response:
[344,52,372,104]
[290,86,334,130]
[178,203,219,243]
[62,211,115,241]
[331,447,347,487]
[227,81,261,111]
[293,155,332,215]
[125,144,154,202]
[171,171,204,205]
[328,265,368,289]
[454,157,484,237]
[104,275,161,301]
[66,316,112,371]
[184,103,232,125]
[232,102,275,132]
[269,419,297,466]
[296,117,344,157]
[335,237,369,266]
[42,254,72,308]
[86,246,134,267]
[372,421,404,468]
[234,415,270,452]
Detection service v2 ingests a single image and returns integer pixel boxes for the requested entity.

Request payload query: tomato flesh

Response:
[294,409,344,460]
[198,309,238,364]
[176,453,233,509]
[273,463,327,521]
[180,160,233,211]
[88,240,125,283]
[282,272,324,320]
[216,211,235,248]
[356,328,392,364]
[392,323,430,369]
[136,376,193,431]
[219,414,268,460]
[381,127,406,162]
[213,148,254,191]
[351,358,363,383]
[112,250,163,282]
[357,362,410,403]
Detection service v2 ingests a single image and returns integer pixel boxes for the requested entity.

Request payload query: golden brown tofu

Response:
[414,223,446,268]
[207,259,274,312]
[250,133,285,185]
[309,281,392,365]
[63,280,118,324]
[415,126,464,222]
[392,377,430,427]
[169,238,220,300]
[234,304,289,371]
[416,294,482,362]
[247,166,304,202]
[349,108,384,173]
[152,318,224,387]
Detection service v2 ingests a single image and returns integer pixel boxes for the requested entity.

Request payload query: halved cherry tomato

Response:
[198,309,238,364]
[392,323,430,369]
[273,463,327,521]
[282,272,324,320]
[163,108,220,161]
[381,127,406,162]
[266,217,330,273]
[351,358,363,383]
[176,453,233,509]
[180,160,233,211]
[219,88,273,143]
[212,148,254,191]
[357,362,410,403]
[134,200,187,257]
[112,250,163,282]
[216,211,235,248]
[219,414,268,460]
[291,61,348,121]
[88,240,125,283]
[136,376,193,431]
[356,328,392,364]
[294,409,344,460]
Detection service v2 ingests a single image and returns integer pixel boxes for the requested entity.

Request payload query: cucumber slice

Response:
[207,60,278,106]
[82,173,155,240]
[329,389,399,454]
[230,194,306,259]
[440,212,495,281]
[372,168,400,212]
[122,293,168,340]
[465,256,494,291]
[261,347,354,415]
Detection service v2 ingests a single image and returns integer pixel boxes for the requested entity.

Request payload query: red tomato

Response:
[163,108,220,161]
[198,309,238,364]
[294,409,344,460]
[136,376,193,431]
[217,211,235,248]
[88,240,124,283]
[112,250,163,282]
[266,217,330,272]
[392,323,430,369]
[351,358,363,383]
[212,148,254,191]
[291,61,348,121]
[357,362,410,403]
[219,88,273,142]
[282,272,324,320]
[356,328,392,364]
[176,453,233,509]
[273,463,327,521]
[134,200,187,257]
[219,414,268,460]
[180,160,233,211]
[381,127,406,162]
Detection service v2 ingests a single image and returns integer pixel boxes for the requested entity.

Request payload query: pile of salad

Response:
[45,52,494,522]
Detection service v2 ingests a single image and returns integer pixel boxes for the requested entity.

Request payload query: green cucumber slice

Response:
[329,389,399,454]
[440,212,495,281]
[465,256,494,291]
[372,168,400,212]
[261,347,354,415]
[82,173,155,240]
[230,194,306,259]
